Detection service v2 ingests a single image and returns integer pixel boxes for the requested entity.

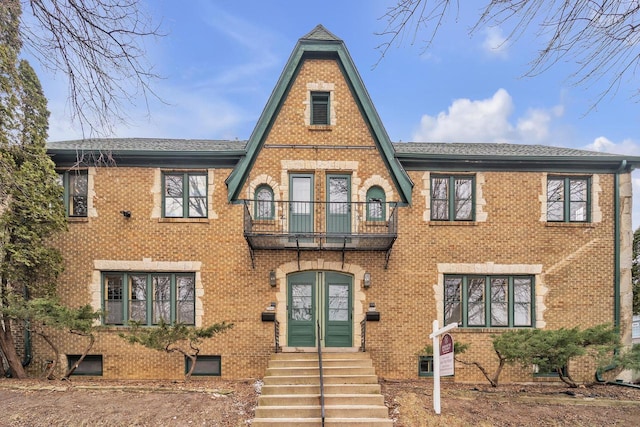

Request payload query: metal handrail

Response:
[243,200,398,238]
[274,319,281,353]
[317,320,325,426]
[360,318,367,352]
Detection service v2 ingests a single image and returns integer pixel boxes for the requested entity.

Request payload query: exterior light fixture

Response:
[363,272,371,288]
[269,270,277,287]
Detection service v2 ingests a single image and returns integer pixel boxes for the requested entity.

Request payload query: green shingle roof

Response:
[47,138,246,152]
[393,142,622,157]
[301,24,342,42]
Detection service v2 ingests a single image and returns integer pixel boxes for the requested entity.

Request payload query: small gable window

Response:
[311,91,330,125]
[255,185,274,219]
[366,186,385,221]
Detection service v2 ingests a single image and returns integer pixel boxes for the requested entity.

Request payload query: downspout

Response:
[614,160,626,331]
[21,286,32,368]
[596,160,626,383]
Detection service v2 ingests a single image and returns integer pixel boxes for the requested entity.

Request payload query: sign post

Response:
[429,320,458,414]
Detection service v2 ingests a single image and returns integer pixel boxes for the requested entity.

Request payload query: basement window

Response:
[185,355,221,376]
[418,356,434,377]
[67,354,103,376]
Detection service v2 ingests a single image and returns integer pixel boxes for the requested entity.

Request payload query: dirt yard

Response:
[1,377,639,426]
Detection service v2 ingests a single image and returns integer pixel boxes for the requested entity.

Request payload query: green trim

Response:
[48,149,243,169]
[225,31,413,204]
[614,162,626,329]
[366,186,386,221]
[397,155,640,174]
[546,176,590,223]
[162,172,208,218]
[444,275,535,328]
[102,272,195,326]
[57,170,88,217]
[418,355,434,377]
[430,175,475,222]
[254,184,275,220]
[311,91,330,125]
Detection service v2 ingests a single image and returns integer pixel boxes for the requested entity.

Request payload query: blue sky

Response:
[34,1,639,228]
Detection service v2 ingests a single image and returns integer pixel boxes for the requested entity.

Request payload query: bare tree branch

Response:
[17,0,163,136]
[377,0,640,105]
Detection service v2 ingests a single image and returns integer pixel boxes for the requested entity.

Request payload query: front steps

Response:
[252,352,392,426]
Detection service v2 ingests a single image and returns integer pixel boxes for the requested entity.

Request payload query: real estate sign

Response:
[440,333,454,377]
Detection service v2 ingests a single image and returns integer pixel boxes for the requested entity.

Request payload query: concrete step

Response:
[263,374,379,385]
[260,383,382,395]
[252,418,393,427]
[265,366,376,377]
[255,404,389,419]
[252,352,392,426]
[268,358,373,368]
[272,352,371,360]
[258,393,385,406]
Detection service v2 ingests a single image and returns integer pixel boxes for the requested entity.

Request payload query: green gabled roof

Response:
[225,25,414,204]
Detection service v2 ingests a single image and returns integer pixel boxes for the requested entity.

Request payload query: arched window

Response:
[255,185,274,219]
[366,186,385,221]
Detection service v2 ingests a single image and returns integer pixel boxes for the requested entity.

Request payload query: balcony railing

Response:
[243,200,398,256]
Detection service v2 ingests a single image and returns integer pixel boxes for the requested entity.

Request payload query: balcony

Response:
[243,200,398,268]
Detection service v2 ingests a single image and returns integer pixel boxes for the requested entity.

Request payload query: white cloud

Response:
[584,136,640,156]
[583,136,640,230]
[412,88,562,144]
[482,27,509,58]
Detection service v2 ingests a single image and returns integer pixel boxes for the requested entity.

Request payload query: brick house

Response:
[45,25,640,383]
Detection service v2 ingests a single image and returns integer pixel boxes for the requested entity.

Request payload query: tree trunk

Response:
[63,332,94,379]
[455,356,501,387]
[558,368,579,388]
[185,354,197,382]
[0,348,6,377]
[35,331,59,379]
[0,315,27,378]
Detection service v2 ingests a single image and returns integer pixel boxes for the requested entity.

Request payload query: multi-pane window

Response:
[444,275,534,328]
[366,186,385,221]
[163,172,207,218]
[547,176,590,222]
[103,272,195,326]
[57,171,88,217]
[255,185,274,219]
[311,91,330,125]
[431,175,474,221]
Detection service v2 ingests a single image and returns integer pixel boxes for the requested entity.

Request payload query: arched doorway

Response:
[287,271,353,348]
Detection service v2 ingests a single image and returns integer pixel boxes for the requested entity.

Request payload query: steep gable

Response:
[225,25,413,204]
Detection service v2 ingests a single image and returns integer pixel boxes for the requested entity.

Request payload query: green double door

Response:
[288,271,353,348]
